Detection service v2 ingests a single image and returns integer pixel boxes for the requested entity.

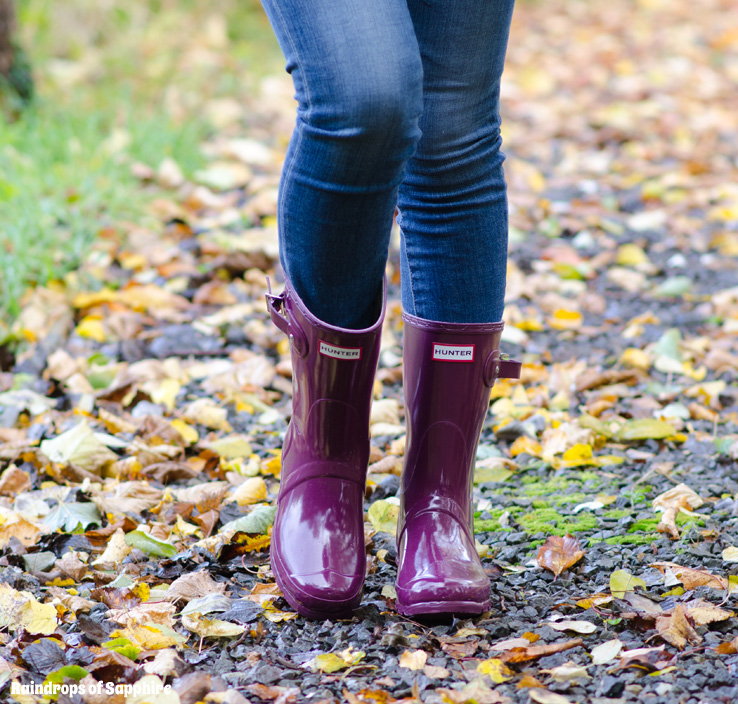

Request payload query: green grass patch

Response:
[1,0,283,321]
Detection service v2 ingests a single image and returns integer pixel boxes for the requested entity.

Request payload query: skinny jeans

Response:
[260,0,516,327]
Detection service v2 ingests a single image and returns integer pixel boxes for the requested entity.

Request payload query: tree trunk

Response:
[0,0,15,79]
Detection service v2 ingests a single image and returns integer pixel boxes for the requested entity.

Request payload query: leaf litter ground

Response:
[1,0,738,703]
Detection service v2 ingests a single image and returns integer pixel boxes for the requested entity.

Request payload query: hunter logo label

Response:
[319,340,362,360]
[432,343,475,362]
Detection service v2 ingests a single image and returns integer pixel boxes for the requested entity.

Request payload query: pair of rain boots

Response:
[266,281,520,619]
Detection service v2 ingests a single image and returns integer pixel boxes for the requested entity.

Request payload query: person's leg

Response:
[260,0,422,619]
[260,0,423,329]
[394,0,519,616]
[398,0,516,323]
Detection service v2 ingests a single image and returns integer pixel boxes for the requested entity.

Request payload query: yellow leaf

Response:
[562,443,593,465]
[610,569,646,599]
[208,435,252,459]
[0,583,57,635]
[308,648,365,673]
[147,378,181,411]
[110,623,187,650]
[76,316,107,342]
[182,399,232,432]
[477,658,513,683]
[616,418,676,441]
[367,499,399,534]
[509,436,543,458]
[228,477,268,506]
[619,347,650,371]
[181,614,246,638]
[260,453,282,476]
[616,244,651,268]
[549,309,582,331]
[517,317,545,332]
[72,289,118,308]
[170,419,199,445]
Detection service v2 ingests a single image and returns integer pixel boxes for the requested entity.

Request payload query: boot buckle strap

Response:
[265,278,309,357]
[483,351,522,387]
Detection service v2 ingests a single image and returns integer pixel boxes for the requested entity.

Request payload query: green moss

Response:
[604,534,661,545]
[589,533,661,546]
[474,507,519,533]
[629,518,661,533]
[676,513,705,527]
[518,508,598,536]
[603,509,631,519]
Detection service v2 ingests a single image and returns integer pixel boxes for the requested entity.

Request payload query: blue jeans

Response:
[260,0,515,327]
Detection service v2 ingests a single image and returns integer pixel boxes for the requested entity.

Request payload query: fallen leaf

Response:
[124,530,177,558]
[367,499,399,534]
[547,620,597,634]
[498,639,584,664]
[165,571,228,603]
[683,599,733,626]
[655,604,701,650]
[424,665,450,679]
[650,562,732,591]
[40,421,118,472]
[227,477,268,506]
[438,678,507,704]
[528,689,574,704]
[540,661,589,682]
[305,648,365,673]
[0,583,58,635]
[590,639,623,665]
[536,534,585,579]
[476,658,513,683]
[610,569,646,598]
[615,418,676,442]
[399,650,427,671]
[721,546,738,563]
[181,613,247,638]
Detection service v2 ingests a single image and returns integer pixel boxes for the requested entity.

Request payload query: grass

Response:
[0,0,283,323]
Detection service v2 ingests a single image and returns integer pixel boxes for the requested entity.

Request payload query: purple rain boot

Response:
[395,311,521,617]
[265,280,384,619]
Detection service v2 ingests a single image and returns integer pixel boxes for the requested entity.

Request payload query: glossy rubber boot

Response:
[396,311,521,617]
[266,280,384,619]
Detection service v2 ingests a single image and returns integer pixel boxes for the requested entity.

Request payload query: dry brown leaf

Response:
[536,534,585,579]
[618,646,673,672]
[399,649,427,671]
[91,480,164,517]
[498,638,584,664]
[0,465,32,496]
[107,601,177,628]
[683,599,733,626]
[165,571,228,603]
[655,604,701,650]
[715,636,738,655]
[650,562,730,591]
[652,483,704,539]
[47,586,96,614]
[424,664,450,679]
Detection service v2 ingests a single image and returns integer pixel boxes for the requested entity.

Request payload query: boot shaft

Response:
[267,280,384,471]
[400,311,521,535]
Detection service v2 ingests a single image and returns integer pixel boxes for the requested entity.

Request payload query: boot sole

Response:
[396,598,491,617]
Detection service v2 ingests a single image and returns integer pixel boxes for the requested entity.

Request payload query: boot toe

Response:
[276,567,363,618]
[396,562,490,615]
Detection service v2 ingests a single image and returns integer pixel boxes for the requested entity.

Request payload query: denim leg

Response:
[259,0,423,329]
[398,0,516,323]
